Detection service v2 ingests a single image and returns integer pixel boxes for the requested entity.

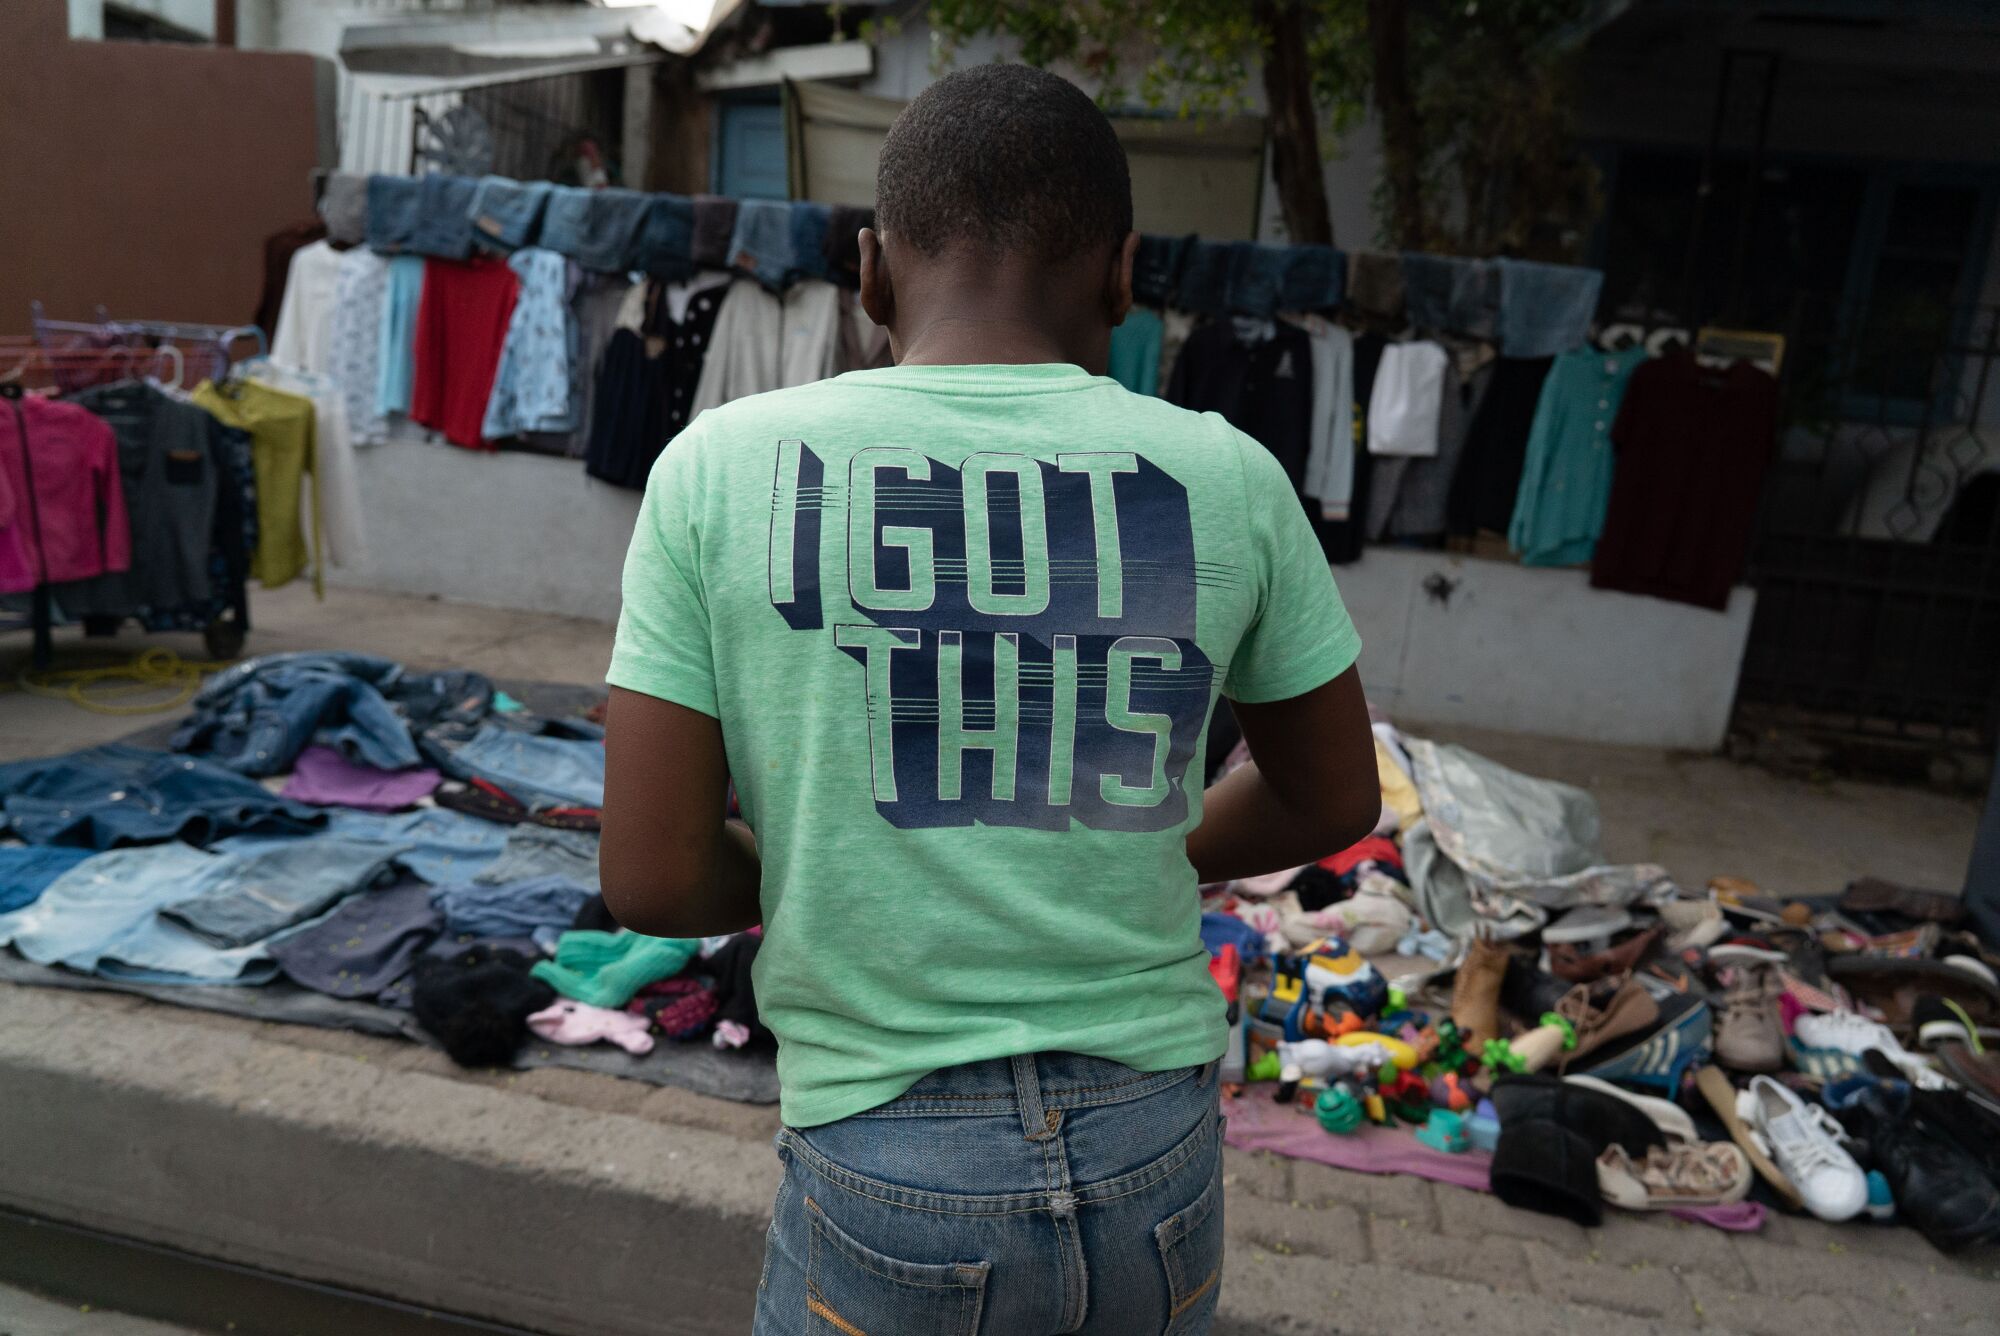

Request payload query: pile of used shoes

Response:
[1468,873,2000,1248]
[1202,713,2000,1252]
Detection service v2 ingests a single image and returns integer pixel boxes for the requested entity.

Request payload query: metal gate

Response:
[1731,300,2000,776]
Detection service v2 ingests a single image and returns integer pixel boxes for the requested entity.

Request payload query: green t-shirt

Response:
[609,362,1361,1127]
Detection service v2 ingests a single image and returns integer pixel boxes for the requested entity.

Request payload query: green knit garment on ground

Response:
[531,931,700,1008]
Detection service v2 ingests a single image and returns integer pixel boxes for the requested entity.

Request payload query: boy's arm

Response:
[1186,665,1379,883]
[599,686,763,938]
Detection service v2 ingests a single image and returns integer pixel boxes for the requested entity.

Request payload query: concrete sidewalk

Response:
[0,1281,200,1336]
[0,584,1992,1335]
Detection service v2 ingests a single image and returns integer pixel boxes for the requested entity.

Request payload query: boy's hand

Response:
[1186,665,1379,883]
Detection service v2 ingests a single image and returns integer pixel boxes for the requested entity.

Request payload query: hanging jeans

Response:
[754,1054,1225,1335]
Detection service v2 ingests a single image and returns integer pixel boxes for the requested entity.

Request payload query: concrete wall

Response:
[331,430,642,624]
[1336,549,1755,751]
[0,0,326,336]
[332,431,1751,749]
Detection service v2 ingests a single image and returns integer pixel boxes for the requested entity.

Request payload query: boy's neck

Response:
[884,250,1114,375]
[894,315,1091,370]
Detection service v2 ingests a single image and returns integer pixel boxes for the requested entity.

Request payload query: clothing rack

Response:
[0,331,258,668]
[30,302,266,390]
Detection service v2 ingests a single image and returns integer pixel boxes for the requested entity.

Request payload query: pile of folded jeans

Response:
[0,652,766,1072]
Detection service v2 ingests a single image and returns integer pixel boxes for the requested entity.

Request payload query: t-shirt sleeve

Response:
[606,438,718,717]
[1223,428,1363,703]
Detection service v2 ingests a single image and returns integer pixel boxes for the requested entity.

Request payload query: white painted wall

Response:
[330,429,641,624]
[1333,549,1756,751]
[332,430,1750,748]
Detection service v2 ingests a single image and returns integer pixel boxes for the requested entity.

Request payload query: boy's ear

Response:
[1107,231,1138,326]
[859,227,893,329]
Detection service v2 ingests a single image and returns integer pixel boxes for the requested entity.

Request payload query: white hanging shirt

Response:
[1366,340,1450,458]
[268,240,344,377]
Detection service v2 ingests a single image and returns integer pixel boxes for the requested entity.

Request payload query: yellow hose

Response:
[15,647,236,715]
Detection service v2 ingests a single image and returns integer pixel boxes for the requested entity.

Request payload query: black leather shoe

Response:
[1489,1072,1666,1157]
[1852,1091,2000,1253]
[1501,957,1579,1027]
[1911,1089,2000,1187]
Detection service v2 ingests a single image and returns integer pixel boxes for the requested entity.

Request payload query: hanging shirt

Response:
[136,418,256,634]
[584,278,727,490]
[1366,341,1451,457]
[482,249,579,441]
[328,248,392,446]
[248,364,365,575]
[1590,352,1779,610]
[778,280,847,389]
[609,362,1362,1126]
[1296,320,1355,519]
[0,393,131,593]
[375,255,426,419]
[1508,345,1648,566]
[254,221,327,342]
[409,256,519,450]
[268,239,344,376]
[54,382,220,614]
[688,280,786,417]
[570,273,638,459]
[193,379,320,592]
[1166,318,1316,488]
[1446,355,1557,537]
[1369,356,1482,542]
[1108,307,1165,396]
[1319,332,1388,565]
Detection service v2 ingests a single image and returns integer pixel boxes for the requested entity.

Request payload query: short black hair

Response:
[875,63,1133,260]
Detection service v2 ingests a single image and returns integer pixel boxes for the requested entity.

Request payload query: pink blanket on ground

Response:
[1221,1092,1766,1233]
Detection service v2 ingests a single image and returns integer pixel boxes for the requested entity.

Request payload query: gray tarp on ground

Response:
[0,951,779,1104]
[1403,738,1675,940]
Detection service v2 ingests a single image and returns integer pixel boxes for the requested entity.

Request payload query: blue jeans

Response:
[366,174,421,253]
[468,176,553,252]
[173,652,421,777]
[410,174,477,261]
[542,186,651,273]
[755,1054,1225,1335]
[728,199,798,292]
[430,722,604,809]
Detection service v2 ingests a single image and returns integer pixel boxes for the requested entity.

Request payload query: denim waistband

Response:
[852,1053,1215,1133]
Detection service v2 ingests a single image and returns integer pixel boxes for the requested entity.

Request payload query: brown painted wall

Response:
[0,0,324,337]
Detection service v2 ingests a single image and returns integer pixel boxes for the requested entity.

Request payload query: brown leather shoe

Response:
[1549,927,1665,984]
[1555,977,1661,1068]
[1713,963,1785,1073]
[1939,1043,2000,1105]
[1840,876,1967,926]
[1828,956,2000,1036]
[1453,938,1512,1051]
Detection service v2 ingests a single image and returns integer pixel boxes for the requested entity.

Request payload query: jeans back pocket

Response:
[804,1196,988,1336]
[1153,1146,1224,1334]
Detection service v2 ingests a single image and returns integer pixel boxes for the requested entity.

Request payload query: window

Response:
[1593,148,1996,420]
[712,92,789,201]
[1845,181,1987,407]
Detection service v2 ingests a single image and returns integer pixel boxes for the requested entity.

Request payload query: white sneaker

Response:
[1740,1076,1869,1222]
[1793,1010,1949,1091]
